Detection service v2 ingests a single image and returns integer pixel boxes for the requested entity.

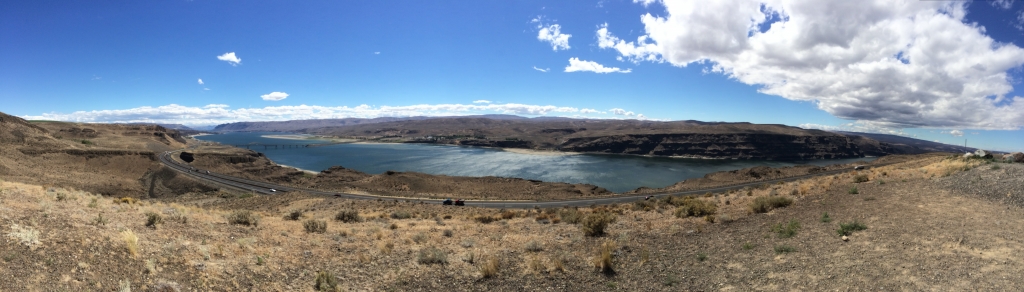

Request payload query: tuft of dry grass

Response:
[582,211,616,237]
[334,209,362,223]
[314,270,339,291]
[524,240,543,252]
[673,197,718,218]
[121,229,139,258]
[417,247,447,265]
[594,240,616,273]
[480,255,499,278]
[750,196,793,213]
[227,210,260,227]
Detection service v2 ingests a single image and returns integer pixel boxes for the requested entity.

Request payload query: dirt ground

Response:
[2,155,1023,291]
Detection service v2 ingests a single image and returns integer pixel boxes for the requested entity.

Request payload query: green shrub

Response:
[390,211,412,219]
[837,221,868,236]
[227,211,260,227]
[771,219,800,238]
[774,245,796,253]
[696,253,707,262]
[742,242,754,250]
[581,212,616,237]
[314,270,338,291]
[284,210,303,221]
[303,219,327,234]
[525,240,543,252]
[672,197,718,218]
[145,212,163,228]
[334,209,362,223]
[412,232,427,244]
[853,174,869,183]
[749,196,793,213]
[417,247,447,265]
[559,208,584,224]
[474,215,497,224]
[820,212,832,223]
[848,187,859,194]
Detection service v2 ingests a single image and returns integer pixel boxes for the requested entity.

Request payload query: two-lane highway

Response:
[160,150,881,208]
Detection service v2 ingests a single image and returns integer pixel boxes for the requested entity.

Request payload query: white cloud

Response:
[609,108,636,116]
[532,66,550,72]
[992,0,1014,9]
[537,24,572,51]
[580,108,602,114]
[216,52,241,65]
[22,103,649,126]
[601,1,1024,130]
[799,121,909,136]
[374,52,381,55]
[197,78,204,85]
[633,0,658,7]
[261,92,289,101]
[203,88,210,91]
[472,100,492,104]
[565,58,632,73]
[947,129,965,137]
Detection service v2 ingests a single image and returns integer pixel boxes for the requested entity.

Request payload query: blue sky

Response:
[2,0,1023,152]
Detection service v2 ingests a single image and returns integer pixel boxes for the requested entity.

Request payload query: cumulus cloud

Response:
[537,24,572,51]
[601,1,1024,130]
[533,66,550,72]
[947,129,965,137]
[565,58,632,73]
[799,121,910,136]
[992,0,1014,9]
[261,92,289,101]
[197,78,204,85]
[580,108,602,114]
[633,0,658,7]
[374,51,381,55]
[216,52,241,65]
[609,108,636,116]
[22,103,648,126]
[472,100,492,104]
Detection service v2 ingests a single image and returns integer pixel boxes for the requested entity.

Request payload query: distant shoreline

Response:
[261,134,359,143]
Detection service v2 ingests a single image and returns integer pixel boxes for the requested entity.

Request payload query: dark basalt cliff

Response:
[556,133,863,159]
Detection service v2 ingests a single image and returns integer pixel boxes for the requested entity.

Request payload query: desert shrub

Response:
[742,242,754,250]
[227,211,260,227]
[632,200,655,211]
[334,209,362,223]
[117,197,138,204]
[837,221,868,236]
[771,219,800,238]
[443,215,452,220]
[93,213,107,226]
[749,196,793,213]
[853,174,869,183]
[774,245,796,253]
[284,210,303,221]
[581,212,616,237]
[594,240,616,273]
[390,211,412,219]
[303,219,327,234]
[534,213,551,224]
[145,212,163,228]
[525,240,543,252]
[500,210,517,219]
[314,270,338,291]
[480,256,499,278]
[697,253,708,262]
[474,215,497,224]
[558,208,583,224]
[820,212,832,223]
[412,232,428,244]
[673,197,717,218]
[417,247,447,265]
[388,223,398,230]
[442,229,453,237]
[848,187,859,194]
[80,139,93,145]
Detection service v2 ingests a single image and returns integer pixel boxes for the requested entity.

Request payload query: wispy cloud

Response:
[23,103,648,126]
[216,52,241,66]
[532,66,549,72]
[260,92,289,101]
[472,100,492,104]
[374,51,381,55]
[197,78,204,85]
[565,58,631,73]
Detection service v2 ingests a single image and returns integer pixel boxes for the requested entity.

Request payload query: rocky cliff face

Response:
[557,133,863,159]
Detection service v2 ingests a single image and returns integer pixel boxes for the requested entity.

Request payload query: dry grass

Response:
[6,224,40,247]
[120,229,139,258]
[480,255,499,278]
[594,240,616,273]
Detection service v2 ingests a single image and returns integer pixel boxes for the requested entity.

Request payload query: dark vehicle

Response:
[853,165,866,170]
[645,196,651,200]
[454,199,465,206]
[442,198,453,205]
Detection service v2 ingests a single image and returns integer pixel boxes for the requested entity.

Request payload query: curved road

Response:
[160,150,879,209]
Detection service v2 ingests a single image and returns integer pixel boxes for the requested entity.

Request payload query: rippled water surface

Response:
[196,132,876,193]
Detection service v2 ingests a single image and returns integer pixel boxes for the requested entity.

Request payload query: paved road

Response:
[160,150,879,209]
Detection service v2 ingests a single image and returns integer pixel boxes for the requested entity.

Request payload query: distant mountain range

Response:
[205,115,984,158]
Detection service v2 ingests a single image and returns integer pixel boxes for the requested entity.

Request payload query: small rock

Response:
[842,236,849,241]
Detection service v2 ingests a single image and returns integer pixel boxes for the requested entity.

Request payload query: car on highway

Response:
[853,165,865,170]
[269,189,277,192]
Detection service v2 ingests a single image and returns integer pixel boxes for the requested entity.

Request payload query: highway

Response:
[159,150,878,209]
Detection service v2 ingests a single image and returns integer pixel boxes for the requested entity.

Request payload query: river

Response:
[195,132,876,193]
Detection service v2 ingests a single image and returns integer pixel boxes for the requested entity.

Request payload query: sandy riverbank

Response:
[502,148,579,156]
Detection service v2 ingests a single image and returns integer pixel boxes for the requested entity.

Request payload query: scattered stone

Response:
[842,236,849,241]
[1004,152,1024,163]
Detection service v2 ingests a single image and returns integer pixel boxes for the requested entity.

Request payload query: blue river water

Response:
[196,132,876,193]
